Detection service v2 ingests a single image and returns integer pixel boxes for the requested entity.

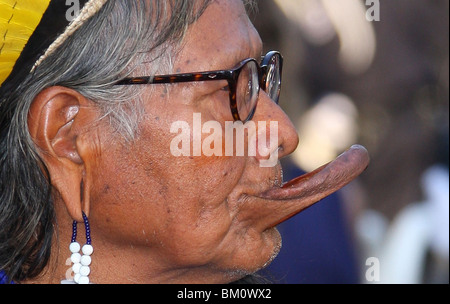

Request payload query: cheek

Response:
[88,119,247,262]
[88,94,279,272]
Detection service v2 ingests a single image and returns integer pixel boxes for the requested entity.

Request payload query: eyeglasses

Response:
[115,51,283,122]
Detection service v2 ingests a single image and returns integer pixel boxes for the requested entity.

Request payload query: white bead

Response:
[70,252,81,264]
[82,244,94,256]
[72,262,82,274]
[74,273,81,283]
[69,242,80,253]
[79,265,90,276]
[80,255,92,266]
[78,275,90,284]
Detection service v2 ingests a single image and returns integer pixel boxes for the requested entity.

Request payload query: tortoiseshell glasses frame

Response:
[115,51,283,122]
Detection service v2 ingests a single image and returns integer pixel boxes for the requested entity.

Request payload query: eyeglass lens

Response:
[236,60,260,122]
[264,55,282,104]
[236,53,281,122]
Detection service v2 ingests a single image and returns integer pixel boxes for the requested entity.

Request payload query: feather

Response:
[0,0,51,85]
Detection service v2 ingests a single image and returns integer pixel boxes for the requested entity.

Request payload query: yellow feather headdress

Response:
[0,0,108,89]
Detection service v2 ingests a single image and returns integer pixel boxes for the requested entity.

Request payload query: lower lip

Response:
[260,145,370,201]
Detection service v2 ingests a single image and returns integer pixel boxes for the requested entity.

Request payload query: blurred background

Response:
[252,0,449,284]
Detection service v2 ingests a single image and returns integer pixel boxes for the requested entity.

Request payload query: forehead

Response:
[176,0,263,71]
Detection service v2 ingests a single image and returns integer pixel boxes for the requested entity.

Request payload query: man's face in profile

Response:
[85,0,368,283]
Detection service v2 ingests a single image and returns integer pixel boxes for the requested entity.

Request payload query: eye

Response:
[220,85,230,92]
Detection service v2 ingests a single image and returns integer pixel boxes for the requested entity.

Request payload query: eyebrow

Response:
[227,35,264,70]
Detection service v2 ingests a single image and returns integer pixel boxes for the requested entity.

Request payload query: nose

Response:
[252,91,299,163]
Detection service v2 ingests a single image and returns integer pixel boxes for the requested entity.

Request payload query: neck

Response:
[23,204,243,284]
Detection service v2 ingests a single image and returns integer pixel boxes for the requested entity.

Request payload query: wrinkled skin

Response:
[28,0,369,284]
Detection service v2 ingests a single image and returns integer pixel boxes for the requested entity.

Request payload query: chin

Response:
[260,227,283,269]
[228,227,282,281]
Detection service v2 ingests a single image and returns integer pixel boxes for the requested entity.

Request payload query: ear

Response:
[28,86,97,222]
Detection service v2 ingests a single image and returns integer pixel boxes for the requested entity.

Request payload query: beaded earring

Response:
[66,212,93,284]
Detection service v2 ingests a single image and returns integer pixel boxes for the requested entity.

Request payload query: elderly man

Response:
[0,0,369,284]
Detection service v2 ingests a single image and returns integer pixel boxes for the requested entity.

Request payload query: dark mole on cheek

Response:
[158,184,169,196]
[103,184,110,193]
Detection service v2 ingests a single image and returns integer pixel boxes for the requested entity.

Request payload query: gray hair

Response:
[0,0,214,282]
